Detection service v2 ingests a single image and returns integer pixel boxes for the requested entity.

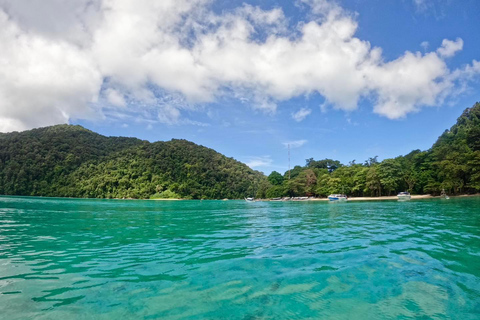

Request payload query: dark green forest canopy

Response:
[0,125,264,199]
[0,102,479,199]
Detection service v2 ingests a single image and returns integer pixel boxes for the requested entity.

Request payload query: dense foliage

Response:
[257,102,480,198]
[0,125,264,199]
[1,102,479,199]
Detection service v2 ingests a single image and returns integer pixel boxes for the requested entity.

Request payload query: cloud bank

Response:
[0,0,478,131]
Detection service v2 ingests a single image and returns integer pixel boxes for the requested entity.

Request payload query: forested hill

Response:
[257,102,480,198]
[429,102,480,192]
[0,125,264,199]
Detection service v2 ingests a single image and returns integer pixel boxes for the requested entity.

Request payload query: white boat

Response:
[328,194,347,202]
[245,197,255,202]
[292,196,309,201]
[397,192,411,201]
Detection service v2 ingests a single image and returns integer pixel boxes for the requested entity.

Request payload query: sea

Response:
[0,196,479,319]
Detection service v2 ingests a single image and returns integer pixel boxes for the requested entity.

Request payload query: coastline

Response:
[259,194,480,202]
[253,196,430,202]
[1,194,478,201]
[317,194,434,202]
[86,193,480,201]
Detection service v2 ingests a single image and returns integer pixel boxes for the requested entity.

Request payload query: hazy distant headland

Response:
[0,102,479,200]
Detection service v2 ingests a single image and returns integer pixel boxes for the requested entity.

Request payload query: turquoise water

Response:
[0,196,479,319]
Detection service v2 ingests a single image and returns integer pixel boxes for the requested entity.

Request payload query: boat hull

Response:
[397,195,411,201]
[328,196,347,202]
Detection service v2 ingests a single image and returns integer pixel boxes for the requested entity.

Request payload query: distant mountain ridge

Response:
[0,125,264,199]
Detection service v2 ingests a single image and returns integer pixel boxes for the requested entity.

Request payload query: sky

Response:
[0,0,479,174]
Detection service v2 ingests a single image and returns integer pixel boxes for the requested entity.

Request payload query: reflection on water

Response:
[0,196,479,319]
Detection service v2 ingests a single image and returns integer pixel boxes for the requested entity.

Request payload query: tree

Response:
[378,159,403,195]
[298,169,317,196]
[266,185,284,198]
[285,165,303,179]
[268,171,284,185]
[306,158,342,172]
[366,166,382,196]
[364,156,378,167]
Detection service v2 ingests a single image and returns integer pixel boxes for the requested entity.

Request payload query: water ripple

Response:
[0,196,479,319]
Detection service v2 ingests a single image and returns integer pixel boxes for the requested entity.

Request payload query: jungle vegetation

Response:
[258,102,480,198]
[0,125,264,199]
[0,102,479,199]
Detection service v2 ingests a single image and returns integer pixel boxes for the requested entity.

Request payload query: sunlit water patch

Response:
[0,196,479,319]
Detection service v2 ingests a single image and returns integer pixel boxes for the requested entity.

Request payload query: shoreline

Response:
[1,194,478,202]
[257,193,480,202]
[311,194,434,202]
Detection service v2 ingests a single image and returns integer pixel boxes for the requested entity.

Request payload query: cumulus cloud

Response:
[0,10,101,132]
[283,140,307,148]
[437,38,463,58]
[292,108,312,122]
[366,51,451,119]
[0,0,479,131]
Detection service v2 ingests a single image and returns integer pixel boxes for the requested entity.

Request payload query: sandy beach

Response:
[286,194,479,202]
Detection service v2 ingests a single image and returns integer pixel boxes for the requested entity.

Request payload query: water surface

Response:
[0,196,479,319]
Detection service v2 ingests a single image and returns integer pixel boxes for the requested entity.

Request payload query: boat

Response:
[292,196,309,201]
[244,197,255,202]
[440,189,450,200]
[328,194,347,202]
[397,192,411,201]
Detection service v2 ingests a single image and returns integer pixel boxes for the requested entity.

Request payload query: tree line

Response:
[0,102,479,199]
[257,102,480,198]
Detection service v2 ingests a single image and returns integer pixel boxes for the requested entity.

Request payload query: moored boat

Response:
[397,192,411,201]
[292,196,309,201]
[328,194,347,202]
[245,197,255,202]
[440,189,450,200]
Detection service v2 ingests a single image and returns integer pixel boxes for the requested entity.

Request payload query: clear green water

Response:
[0,196,479,319]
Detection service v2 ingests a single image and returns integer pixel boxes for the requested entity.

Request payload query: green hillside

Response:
[257,102,480,198]
[0,125,264,199]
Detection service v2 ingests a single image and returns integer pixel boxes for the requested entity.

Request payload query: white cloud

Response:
[292,108,312,122]
[158,105,181,125]
[366,51,451,119]
[282,140,307,148]
[245,156,273,168]
[105,88,126,107]
[413,0,428,11]
[421,41,429,51]
[0,0,103,46]
[0,0,479,131]
[0,10,101,132]
[437,38,463,58]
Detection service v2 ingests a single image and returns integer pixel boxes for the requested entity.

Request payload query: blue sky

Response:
[0,0,479,174]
